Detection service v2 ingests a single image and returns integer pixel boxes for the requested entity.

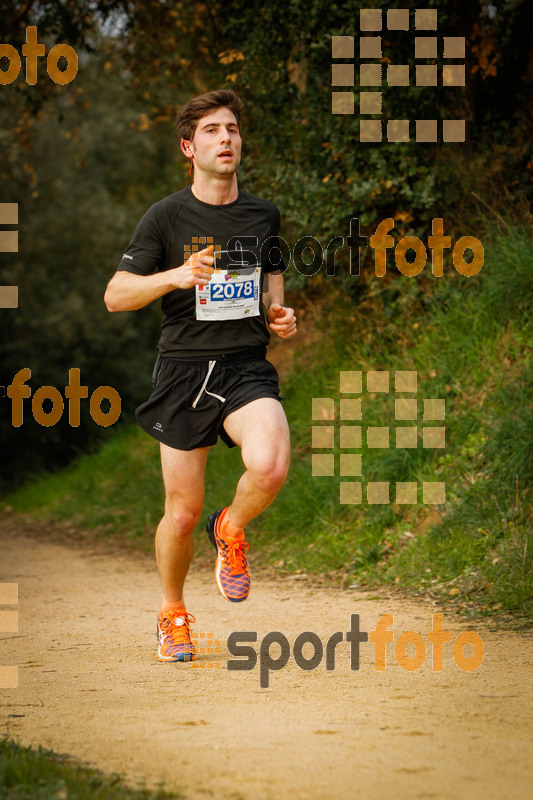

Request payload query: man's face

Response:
[182,106,242,178]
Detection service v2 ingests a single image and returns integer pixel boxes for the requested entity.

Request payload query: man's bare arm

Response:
[104,270,180,312]
[265,272,297,339]
[104,245,215,312]
[265,272,284,309]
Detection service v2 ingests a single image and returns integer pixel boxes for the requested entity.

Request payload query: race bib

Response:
[195,267,261,321]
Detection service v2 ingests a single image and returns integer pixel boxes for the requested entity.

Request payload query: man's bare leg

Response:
[222,397,290,529]
[156,443,209,604]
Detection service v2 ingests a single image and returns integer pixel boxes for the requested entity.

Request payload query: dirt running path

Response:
[0,522,532,800]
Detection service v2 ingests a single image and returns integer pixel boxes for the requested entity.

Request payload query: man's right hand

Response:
[172,244,215,289]
[104,245,215,313]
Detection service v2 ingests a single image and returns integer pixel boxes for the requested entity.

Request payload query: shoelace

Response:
[224,537,250,571]
[160,611,196,645]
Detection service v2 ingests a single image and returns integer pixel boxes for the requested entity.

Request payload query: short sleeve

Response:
[117,203,165,275]
[262,206,288,274]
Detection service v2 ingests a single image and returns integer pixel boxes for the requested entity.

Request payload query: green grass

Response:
[4,223,532,622]
[5,427,164,550]
[0,738,183,799]
[5,422,245,557]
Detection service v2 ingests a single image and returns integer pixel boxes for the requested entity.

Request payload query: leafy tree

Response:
[0,0,530,490]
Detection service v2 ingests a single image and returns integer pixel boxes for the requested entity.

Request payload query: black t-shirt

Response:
[117,185,285,358]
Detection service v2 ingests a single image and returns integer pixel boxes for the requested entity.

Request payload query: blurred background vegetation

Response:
[1,0,531,620]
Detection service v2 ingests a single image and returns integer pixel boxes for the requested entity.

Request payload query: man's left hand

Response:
[267,303,297,339]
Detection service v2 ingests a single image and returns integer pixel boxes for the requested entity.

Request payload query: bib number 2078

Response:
[210,280,255,300]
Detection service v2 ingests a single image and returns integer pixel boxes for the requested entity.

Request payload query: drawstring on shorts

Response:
[191,360,227,409]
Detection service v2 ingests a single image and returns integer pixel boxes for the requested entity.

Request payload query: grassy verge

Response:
[4,224,532,623]
[0,738,182,799]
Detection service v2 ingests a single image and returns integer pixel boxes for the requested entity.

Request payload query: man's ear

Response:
[180,138,192,157]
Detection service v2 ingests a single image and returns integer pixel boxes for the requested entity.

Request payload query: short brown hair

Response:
[176,89,244,142]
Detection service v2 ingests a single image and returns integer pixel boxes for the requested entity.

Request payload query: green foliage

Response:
[8,222,532,621]
[0,37,174,490]
[222,0,532,257]
[1,0,531,489]
[0,1,531,623]
[0,738,181,799]
[6,426,164,547]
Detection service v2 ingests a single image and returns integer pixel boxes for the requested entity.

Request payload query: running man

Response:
[104,89,296,663]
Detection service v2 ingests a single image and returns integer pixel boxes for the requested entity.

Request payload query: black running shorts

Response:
[135,349,283,450]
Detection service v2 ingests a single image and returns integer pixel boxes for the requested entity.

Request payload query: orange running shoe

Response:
[206,508,251,602]
[157,610,197,662]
